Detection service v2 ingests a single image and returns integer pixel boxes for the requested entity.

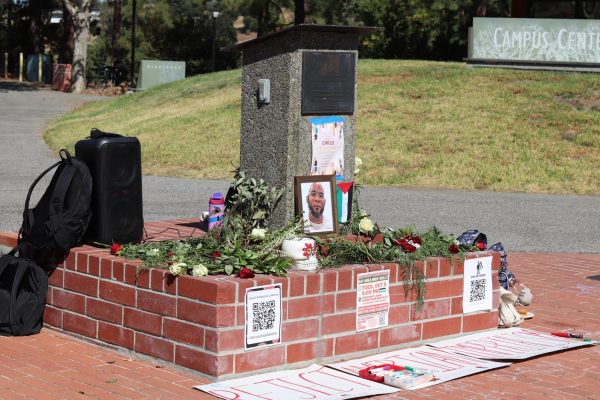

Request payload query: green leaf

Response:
[252,211,266,220]
[224,265,234,275]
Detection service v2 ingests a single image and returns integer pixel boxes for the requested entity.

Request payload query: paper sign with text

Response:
[356,270,390,332]
[429,328,593,360]
[328,345,509,389]
[195,364,399,400]
[310,116,345,176]
[245,284,282,349]
[463,256,493,314]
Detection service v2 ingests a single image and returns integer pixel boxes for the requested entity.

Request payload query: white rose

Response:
[359,218,375,234]
[354,157,363,175]
[147,248,160,256]
[250,228,266,240]
[169,262,187,276]
[192,264,209,277]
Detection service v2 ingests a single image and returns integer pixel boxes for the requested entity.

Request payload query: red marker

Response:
[551,332,583,339]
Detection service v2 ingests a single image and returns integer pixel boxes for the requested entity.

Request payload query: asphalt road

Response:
[1,80,598,253]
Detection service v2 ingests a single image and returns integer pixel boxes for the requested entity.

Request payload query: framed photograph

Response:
[295,175,338,236]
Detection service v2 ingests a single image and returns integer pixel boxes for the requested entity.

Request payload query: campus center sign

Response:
[471,17,600,65]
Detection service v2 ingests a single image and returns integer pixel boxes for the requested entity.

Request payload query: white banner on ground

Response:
[195,364,400,400]
[429,328,593,360]
[328,346,509,390]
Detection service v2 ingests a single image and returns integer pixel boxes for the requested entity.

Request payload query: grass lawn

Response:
[45,59,600,195]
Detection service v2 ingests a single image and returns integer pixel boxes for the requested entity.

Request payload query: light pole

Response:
[209,1,220,72]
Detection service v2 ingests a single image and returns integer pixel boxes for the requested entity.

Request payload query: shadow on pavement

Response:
[0,79,50,92]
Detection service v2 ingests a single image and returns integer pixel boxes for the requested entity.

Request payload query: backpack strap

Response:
[47,151,78,251]
[89,127,122,139]
[8,259,30,335]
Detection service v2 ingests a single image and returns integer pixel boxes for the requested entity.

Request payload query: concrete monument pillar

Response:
[235,24,375,227]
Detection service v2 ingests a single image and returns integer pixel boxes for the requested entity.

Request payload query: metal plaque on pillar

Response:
[301,51,355,115]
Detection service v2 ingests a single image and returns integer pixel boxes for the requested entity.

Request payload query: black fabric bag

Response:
[18,149,93,270]
[0,249,48,336]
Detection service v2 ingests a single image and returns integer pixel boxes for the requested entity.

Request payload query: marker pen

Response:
[551,332,583,339]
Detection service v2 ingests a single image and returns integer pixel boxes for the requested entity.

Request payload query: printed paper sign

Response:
[195,364,400,400]
[356,270,390,332]
[245,284,282,349]
[429,328,594,360]
[462,256,493,314]
[328,346,509,390]
[310,116,344,177]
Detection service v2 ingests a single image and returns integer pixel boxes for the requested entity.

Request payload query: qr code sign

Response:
[469,278,486,302]
[252,301,276,332]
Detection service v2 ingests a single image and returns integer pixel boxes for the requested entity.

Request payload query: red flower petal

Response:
[110,243,121,255]
[238,267,255,279]
[476,241,486,250]
[211,251,221,259]
[449,244,459,254]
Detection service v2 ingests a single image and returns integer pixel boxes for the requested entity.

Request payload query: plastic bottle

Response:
[208,192,225,230]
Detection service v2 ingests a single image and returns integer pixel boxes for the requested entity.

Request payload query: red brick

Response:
[439,258,452,277]
[236,279,255,303]
[321,293,335,314]
[388,304,410,325]
[43,306,63,328]
[382,263,398,283]
[150,269,166,291]
[99,280,135,307]
[98,321,134,350]
[135,332,174,362]
[124,263,138,285]
[76,253,89,273]
[51,290,86,314]
[338,269,353,290]
[322,270,337,292]
[380,324,422,348]
[100,258,112,279]
[48,268,63,288]
[425,279,462,300]
[367,264,384,272]
[136,269,150,288]
[306,274,321,295]
[178,276,236,304]
[453,257,464,275]
[282,319,319,341]
[112,260,125,281]
[63,271,98,297]
[271,276,289,298]
[335,331,379,355]
[63,312,97,338]
[137,290,176,317]
[165,273,178,295]
[322,313,355,335]
[411,298,451,321]
[177,298,235,328]
[287,339,334,364]
[426,259,439,278]
[163,318,204,347]
[88,255,101,276]
[287,296,321,319]
[175,346,233,377]
[205,328,244,352]
[235,346,285,373]
[450,297,463,315]
[64,252,76,270]
[289,273,305,297]
[422,316,462,340]
[86,298,123,324]
[335,291,356,311]
[124,308,162,336]
[390,284,417,303]
[463,311,499,333]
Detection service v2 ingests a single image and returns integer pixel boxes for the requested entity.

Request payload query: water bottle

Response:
[208,192,225,230]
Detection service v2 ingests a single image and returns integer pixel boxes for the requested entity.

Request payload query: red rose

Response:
[238,267,255,279]
[110,243,121,255]
[211,251,221,259]
[476,241,486,251]
[166,251,175,258]
[449,243,459,254]
[393,236,419,253]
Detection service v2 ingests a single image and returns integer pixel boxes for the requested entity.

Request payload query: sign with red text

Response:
[310,116,344,176]
[195,364,399,400]
[429,328,593,360]
[356,270,390,332]
[328,346,509,389]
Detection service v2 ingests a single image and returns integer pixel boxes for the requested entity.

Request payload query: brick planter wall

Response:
[0,221,500,379]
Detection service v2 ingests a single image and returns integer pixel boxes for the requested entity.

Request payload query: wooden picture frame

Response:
[294,175,338,236]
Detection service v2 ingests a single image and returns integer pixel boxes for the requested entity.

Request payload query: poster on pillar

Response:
[462,256,493,314]
[310,116,344,177]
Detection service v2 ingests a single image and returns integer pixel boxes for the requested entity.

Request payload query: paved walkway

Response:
[1,252,598,400]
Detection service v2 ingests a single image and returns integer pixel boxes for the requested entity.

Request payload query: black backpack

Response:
[0,249,48,336]
[18,149,93,270]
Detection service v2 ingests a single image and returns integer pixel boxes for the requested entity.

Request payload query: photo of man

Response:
[302,181,333,233]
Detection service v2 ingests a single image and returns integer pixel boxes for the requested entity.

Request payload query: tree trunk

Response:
[28,0,42,54]
[111,0,121,66]
[60,3,75,64]
[64,0,92,93]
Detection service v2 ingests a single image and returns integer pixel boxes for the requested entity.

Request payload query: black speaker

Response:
[75,136,144,245]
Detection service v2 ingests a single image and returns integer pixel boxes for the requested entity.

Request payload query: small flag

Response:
[336,181,353,223]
